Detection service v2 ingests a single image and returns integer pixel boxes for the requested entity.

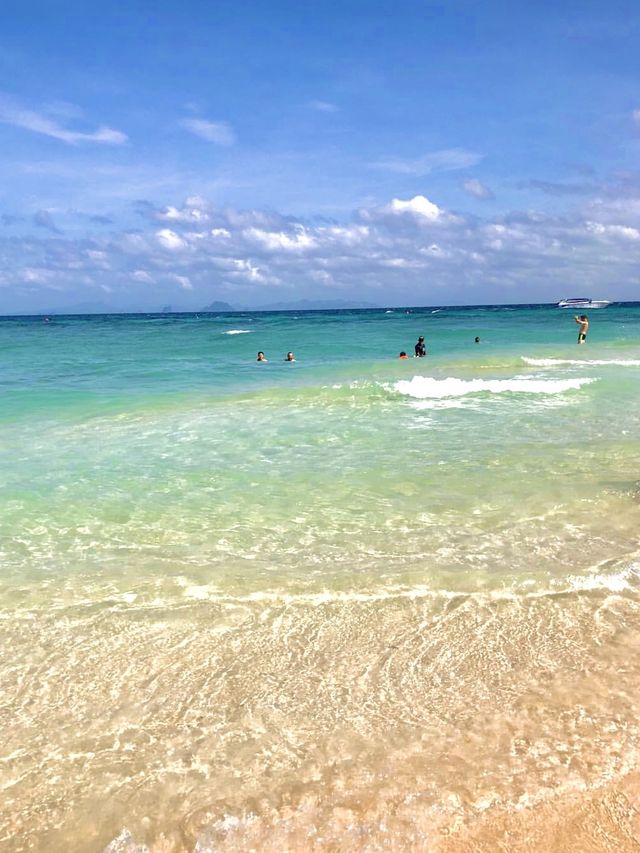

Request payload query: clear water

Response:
[2,304,640,851]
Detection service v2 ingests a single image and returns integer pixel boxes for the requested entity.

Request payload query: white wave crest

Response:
[224,329,251,335]
[393,375,596,399]
[563,563,640,594]
[522,357,640,367]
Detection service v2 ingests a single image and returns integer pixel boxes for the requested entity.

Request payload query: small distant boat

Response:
[557,298,611,309]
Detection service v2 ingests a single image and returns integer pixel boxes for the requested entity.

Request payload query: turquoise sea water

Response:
[2,303,639,604]
[2,303,640,851]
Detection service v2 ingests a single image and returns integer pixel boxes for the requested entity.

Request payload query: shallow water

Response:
[1,304,640,850]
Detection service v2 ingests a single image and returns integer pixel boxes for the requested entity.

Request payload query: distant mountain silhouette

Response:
[251,299,380,311]
[201,300,235,312]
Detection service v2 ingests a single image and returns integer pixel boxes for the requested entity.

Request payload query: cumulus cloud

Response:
[370,148,482,176]
[156,228,188,251]
[180,118,236,145]
[463,178,494,199]
[4,185,640,311]
[245,226,317,252]
[586,221,640,240]
[0,97,127,145]
[388,195,443,220]
[364,194,462,225]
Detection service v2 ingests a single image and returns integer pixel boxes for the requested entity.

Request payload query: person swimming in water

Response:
[414,336,426,357]
[399,351,409,359]
[574,315,589,344]
[257,351,268,362]
[285,352,296,361]
[474,336,480,343]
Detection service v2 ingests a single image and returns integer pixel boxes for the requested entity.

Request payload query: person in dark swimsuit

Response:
[574,315,589,344]
[414,336,426,357]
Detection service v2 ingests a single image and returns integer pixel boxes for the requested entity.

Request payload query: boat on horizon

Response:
[557,298,611,309]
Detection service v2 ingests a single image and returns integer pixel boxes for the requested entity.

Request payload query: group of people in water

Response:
[257,351,295,362]
[398,334,480,359]
[257,316,590,363]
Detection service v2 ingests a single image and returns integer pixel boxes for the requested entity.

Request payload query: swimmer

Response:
[414,336,426,357]
[256,351,268,362]
[399,351,409,359]
[285,352,296,362]
[574,315,589,344]
[474,336,480,343]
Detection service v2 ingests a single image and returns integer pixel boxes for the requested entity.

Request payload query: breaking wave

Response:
[522,357,640,367]
[393,375,596,399]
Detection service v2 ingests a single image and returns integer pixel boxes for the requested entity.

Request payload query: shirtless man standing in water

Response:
[574,314,589,344]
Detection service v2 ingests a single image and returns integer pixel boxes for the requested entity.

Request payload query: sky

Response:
[1,0,640,312]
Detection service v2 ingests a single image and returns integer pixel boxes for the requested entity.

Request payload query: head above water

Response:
[286,352,295,361]
[475,336,480,343]
[257,351,266,361]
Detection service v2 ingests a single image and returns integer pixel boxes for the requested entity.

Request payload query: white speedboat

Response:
[557,298,611,309]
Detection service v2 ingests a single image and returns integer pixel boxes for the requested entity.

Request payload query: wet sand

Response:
[2,587,640,851]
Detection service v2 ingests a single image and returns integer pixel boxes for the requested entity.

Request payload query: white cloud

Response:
[225,258,265,282]
[172,274,193,290]
[381,257,425,269]
[131,270,154,283]
[370,148,482,176]
[309,100,338,113]
[156,205,209,223]
[463,178,494,200]
[156,228,187,250]
[0,97,127,145]
[7,184,640,311]
[586,221,640,240]
[21,267,54,284]
[245,226,317,252]
[180,118,236,145]
[388,195,443,220]
[318,225,370,245]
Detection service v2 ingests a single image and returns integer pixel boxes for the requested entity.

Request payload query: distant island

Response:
[200,298,380,312]
[14,298,379,316]
[201,300,235,312]
[259,299,380,311]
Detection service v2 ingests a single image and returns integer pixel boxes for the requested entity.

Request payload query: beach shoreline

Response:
[3,585,640,851]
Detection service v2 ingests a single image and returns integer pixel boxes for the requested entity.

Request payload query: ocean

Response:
[1,303,640,851]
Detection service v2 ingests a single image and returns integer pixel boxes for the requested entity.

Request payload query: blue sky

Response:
[2,0,640,312]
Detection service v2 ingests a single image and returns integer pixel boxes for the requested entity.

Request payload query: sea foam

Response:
[522,357,640,367]
[563,563,640,594]
[224,329,251,335]
[393,375,596,399]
